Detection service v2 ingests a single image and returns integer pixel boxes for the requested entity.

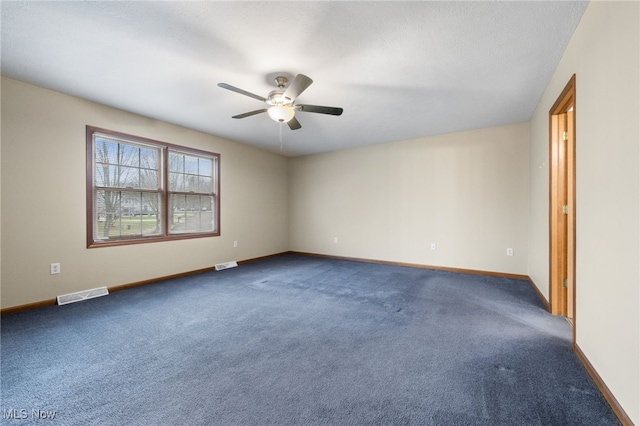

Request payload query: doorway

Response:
[549,75,576,337]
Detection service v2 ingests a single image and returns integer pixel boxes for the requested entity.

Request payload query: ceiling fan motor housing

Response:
[268,76,294,105]
[267,89,291,106]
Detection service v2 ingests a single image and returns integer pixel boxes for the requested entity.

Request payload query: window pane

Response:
[170,194,186,233]
[95,189,122,240]
[186,194,200,211]
[141,192,162,235]
[95,164,118,187]
[184,155,198,174]
[199,158,212,175]
[95,139,119,165]
[199,196,214,232]
[198,176,213,193]
[139,170,159,190]
[184,174,199,193]
[139,147,158,169]
[121,191,140,215]
[169,172,183,192]
[169,152,183,173]
[120,144,139,167]
[120,166,140,188]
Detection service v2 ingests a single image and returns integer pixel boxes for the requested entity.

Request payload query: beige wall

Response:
[290,122,530,275]
[529,1,639,422]
[0,77,289,308]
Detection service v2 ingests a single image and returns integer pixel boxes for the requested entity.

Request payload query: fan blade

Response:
[297,104,344,116]
[283,74,313,102]
[218,83,267,102]
[232,109,267,119]
[287,116,302,130]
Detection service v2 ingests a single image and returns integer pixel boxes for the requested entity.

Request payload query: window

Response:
[86,126,220,247]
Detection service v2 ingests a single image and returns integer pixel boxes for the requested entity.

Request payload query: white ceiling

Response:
[1,1,588,157]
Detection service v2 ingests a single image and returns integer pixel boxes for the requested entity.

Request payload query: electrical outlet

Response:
[430,243,436,250]
[506,248,514,256]
[334,237,338,244]
[233,241,238,248]
[50,263,61,275]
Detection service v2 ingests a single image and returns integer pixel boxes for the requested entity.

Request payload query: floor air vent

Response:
[57,287,109,306]
[215,261,238,271]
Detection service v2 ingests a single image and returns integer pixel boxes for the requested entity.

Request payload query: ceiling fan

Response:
[217,74,343,130]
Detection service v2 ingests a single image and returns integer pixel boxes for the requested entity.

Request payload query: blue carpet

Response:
[1,254,619,425]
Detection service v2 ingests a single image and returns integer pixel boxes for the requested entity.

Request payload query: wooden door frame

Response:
[549,75,576,342]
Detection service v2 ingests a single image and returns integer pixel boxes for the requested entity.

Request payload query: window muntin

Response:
[87,126,220,247]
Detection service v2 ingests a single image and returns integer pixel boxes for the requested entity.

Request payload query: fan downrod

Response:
[267,76,291,105]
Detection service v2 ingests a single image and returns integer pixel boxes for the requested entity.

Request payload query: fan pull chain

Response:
[279,122,284,151]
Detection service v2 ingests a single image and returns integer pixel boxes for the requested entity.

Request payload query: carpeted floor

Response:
[1,254,619,425]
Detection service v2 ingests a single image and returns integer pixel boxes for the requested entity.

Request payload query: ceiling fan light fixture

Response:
[267,105,295,123]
